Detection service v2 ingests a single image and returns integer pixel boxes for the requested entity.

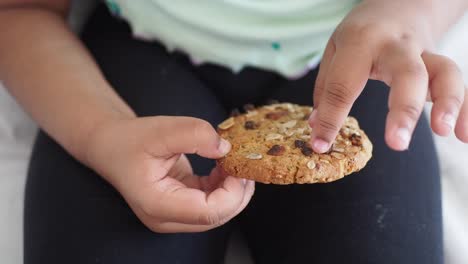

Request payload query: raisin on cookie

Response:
[216,103,373,184]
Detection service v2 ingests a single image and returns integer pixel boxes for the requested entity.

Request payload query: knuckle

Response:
[357,24,381,40]
[402,61,428,79]
[317,117,340,135]
[193,119,213,135]
[398,103,422,122]
[325,82,355,108]
[198,209,223,226]
[445,96,464,110]
[192,119,217,150]
[341,23,381,45]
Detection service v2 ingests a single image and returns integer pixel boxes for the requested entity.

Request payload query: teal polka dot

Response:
[271,42,281,51]
[106,0,121,16]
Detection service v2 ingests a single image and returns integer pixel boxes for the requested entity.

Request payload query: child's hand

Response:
[85,116,255,233]
[309,0,468,152]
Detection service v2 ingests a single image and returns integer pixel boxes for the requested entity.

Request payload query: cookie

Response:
[216,103,373,184]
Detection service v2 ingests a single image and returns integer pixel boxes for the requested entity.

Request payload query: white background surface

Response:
[0,5,467,264]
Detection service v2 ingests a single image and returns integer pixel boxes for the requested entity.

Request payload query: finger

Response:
[148,116,231,159]
[422,52,464,136]
[148,172,251,226]
[314,39,336,109]
[309,47,372,153]
[199,167,229,192]
[385,50,428,150]
[167,154,202,189]
[455,88,468,143]
[152,180,255,233]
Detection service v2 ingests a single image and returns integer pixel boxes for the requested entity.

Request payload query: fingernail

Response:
[442,113,456,129]
[312,138,330,153]
[241,179,247,186]
[218,138,231,155]
[395,127,411,149]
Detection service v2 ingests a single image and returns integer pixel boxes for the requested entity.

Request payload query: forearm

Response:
[0,7,135,164]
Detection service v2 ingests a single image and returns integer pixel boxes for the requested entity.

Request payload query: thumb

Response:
[148,116,231,158]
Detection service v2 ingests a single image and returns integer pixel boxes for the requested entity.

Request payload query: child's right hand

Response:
[84,116,255,233]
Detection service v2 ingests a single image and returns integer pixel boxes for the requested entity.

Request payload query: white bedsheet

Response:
[0,11,467,264]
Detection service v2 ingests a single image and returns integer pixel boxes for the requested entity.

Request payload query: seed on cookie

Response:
[265,111,288,120]
[292,112,305,119]
[243,104,255,112]
[320,159,331,164]
[218,117,235,130]
[306,160,316,170]
[285,130,295,137]
[267,145,286,156]
[281,120,297,129]
[280,103,296,112]
[265,133,283,141]
[295,127,306,134]
[245,153,263,160]
[331,152,345,159]
[300,135,311,140]
[342,140,351,146]
[244,120,258,130]
[246,110,258,117]
[340,127,351,137]
[332,145,345,153]
[350,133,362,146]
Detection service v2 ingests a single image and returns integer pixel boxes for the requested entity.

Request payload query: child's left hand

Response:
[309,0,468,153]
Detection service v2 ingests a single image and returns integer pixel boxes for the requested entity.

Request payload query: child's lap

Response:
[24,5,443,264]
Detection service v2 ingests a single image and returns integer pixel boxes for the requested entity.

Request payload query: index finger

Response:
[309,48,372,153]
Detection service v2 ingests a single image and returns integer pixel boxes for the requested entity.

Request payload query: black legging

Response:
[24,6,443,264]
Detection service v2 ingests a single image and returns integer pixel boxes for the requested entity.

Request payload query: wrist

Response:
[76,103,136,169]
